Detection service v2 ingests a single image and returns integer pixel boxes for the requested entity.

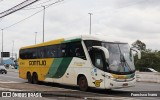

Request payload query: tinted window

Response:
[67,42,86,59]
[46,45,58,58]
[89,49,106,70]
[84,40,102,50]
[19,41,86,59]
[56,44,63,57]
[37,47,46,58]
[20,48,37,59]
[61,44,68,57]
[20,49,26,59]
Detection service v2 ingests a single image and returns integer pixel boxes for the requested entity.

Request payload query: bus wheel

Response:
[78,76,88,91]
[27,72,32,83]
[32,73,38,84]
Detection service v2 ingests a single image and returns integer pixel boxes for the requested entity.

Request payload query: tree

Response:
[132,40,160,72]
[132,40,146,51]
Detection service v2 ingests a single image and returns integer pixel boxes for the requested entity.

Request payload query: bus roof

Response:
[20,35,127,49]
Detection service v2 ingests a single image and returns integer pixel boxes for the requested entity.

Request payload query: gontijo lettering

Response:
[29,60,46,66]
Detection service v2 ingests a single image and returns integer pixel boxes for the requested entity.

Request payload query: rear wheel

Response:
[32,73,38,84]
[78,76,88,91]
[27,72,32,83]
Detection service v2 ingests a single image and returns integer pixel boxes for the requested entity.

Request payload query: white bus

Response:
[19,35,141,91]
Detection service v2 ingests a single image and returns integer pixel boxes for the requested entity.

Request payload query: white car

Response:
[147,68,158,72]
[139,67,158,72]
[0,65,7,74]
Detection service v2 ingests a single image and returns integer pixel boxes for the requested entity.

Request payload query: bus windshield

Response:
[102,42,135,74]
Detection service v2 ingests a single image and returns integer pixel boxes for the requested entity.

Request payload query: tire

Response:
[32,73,38,84]
[78,76,88,91]
[27,72,32,83]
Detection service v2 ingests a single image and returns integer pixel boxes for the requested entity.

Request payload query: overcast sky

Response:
[0,0,160,57]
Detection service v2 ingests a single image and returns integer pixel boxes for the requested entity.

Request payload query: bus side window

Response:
[32,49,37,59]
[68,42,86,59]
[94,52,104,70]
[37,47,46,58]
[47,45,57,58]
[51,45,57,57]
[20,49,26,59]
[61,44,67,57]
[27,48,36,59]
[57,44,67,57]
[89,49,107,71]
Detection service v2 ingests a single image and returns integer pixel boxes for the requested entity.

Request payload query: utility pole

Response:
[88,13,93,35]
[12,40,14,57]
[42,6,45,42]
[12,40,14,65]
[35,32,37,44]
[1,29,3,65]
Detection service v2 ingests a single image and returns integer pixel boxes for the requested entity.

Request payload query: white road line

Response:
[0,75,19,79]
[0,87,21,91]
[0,75,22,83]
[0,81,21,83]
[85,97,142,100]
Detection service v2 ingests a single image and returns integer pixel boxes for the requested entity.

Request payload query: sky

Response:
[0,0,160,58]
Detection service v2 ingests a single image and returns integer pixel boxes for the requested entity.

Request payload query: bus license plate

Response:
[123,83,128,86]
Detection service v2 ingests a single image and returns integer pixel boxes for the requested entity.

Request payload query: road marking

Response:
[0,75,22,83]
[0,75,19,79]
[86,97,142,100]
[0,87,21,91]
[0,81,21,83]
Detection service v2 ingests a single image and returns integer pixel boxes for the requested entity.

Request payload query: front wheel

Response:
[78,76,88,91]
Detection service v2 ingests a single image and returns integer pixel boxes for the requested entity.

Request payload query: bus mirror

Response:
[131,47,141,59]
[92,46,109,59]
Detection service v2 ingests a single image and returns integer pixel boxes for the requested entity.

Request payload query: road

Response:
[0,70,159,100]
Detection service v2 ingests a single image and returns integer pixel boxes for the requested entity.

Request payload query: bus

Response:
[18,35,141,91]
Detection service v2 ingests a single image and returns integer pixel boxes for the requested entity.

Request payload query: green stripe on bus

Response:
[126,73,135,78]
[53,57,73,78]
[46,58,63,78]
[62,38,81,43]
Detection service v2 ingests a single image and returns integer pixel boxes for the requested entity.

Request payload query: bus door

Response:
[89,48,106,88]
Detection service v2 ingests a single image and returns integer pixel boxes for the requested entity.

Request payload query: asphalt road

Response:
[0,70,159,100]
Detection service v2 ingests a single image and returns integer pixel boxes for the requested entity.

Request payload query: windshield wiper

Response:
[121,54,132,72]
[118,45,132,72]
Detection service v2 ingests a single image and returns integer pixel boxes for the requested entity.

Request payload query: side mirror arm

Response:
[131,47,141,59]
[92,46,109,59]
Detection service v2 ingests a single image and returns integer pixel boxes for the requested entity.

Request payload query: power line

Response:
[24,0,53,8]
[2,0,64,30]
[22,6,42,10]
[0,0,40,18]
[2,10,42,30]
[23,0,58,10]
[46,0,64,7]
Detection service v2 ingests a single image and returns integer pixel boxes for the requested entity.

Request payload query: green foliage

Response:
[133,40,160,72]
[132,40,146,51]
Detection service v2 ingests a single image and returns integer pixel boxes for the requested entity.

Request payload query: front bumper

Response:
[105,78,136,89]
